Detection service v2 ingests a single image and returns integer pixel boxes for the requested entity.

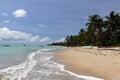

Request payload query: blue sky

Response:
[0,0,120,44]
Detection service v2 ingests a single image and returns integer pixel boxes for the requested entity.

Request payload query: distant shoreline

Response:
[53,47,120,80]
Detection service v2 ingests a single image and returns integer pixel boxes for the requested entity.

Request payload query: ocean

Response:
[0,45,103,80]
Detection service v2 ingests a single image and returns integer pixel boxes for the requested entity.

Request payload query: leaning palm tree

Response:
[86,14,104,47]
[78,28,87,46]
[105,11,120,31]
[105,11,120,45]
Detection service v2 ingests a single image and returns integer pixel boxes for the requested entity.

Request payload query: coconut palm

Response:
[105,11,120,31]
[86,14,104,47]
[105,11,120,45]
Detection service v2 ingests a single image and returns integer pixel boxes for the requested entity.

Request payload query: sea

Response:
[0,45,103,80]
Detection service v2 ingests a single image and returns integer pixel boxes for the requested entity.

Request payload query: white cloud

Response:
[3,20,10,23]
[0,27,52,44]
[55,38,65,43]
[0,27,66,45]
[39,37,53,43]
[0,27,35,42]
[30,36,40,42]
[12,9,27,18]
[2,12,8,16]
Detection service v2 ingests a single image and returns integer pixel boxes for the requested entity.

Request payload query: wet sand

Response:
[54,47,120,80]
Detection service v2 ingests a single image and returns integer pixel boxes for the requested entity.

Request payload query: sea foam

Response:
[0,48,104,80]
[0,51,39,80]
[0,48,54,80]
[49,58,104,80]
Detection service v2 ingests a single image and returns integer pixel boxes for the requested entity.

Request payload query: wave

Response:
[0,47,104,80]
[0,49,52,80]
[50,59,104,80]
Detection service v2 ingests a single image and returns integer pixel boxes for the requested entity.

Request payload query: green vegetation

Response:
[50,11,120,47]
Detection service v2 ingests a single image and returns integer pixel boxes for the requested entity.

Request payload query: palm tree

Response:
[105,11,120,31]
[78,28,85,36]
[78,29,87,46]
[86,14,104,47]
[105,11,120,45]
[65,36,70,46]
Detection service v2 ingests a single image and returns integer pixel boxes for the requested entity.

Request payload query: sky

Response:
[0,0,120,45]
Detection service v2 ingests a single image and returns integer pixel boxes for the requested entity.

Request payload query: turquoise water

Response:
[0,46,102,80]
[0,45,55,69]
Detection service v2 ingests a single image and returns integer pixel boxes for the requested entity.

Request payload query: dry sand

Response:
[55,47,120,80]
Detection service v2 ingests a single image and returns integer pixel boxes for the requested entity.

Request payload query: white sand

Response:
[55,47,120,80]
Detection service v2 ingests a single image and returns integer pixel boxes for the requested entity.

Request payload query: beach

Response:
[0,46,120,80]
[0,46,86,80]
[54,47,120,80]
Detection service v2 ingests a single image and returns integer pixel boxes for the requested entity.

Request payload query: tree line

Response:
[50,11,120,47]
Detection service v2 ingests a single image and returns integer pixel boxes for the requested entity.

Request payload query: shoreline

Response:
[53,47,120,80]
[51,48,103,80]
